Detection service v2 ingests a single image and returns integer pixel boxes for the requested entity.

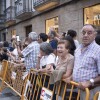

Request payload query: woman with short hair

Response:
[50,40,74,84]
[36,42,56,72]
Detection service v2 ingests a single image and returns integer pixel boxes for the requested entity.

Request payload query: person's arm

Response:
[78,52,100,90]
[62,69,73,79]
[17,45,23,57]
[36,53,42,69]
[78,75,100,90]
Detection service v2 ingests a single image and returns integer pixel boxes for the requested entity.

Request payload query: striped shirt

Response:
[73,41,100,82]
[22,41,40,71]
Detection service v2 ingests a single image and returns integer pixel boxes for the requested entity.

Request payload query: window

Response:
[25,25,32,37]
[46,17,59,34]
[11,29,16,38]
[84,4,100,28]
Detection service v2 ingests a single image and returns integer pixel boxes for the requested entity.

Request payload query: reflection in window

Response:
[84,4,100,27]
[46,17,59,34]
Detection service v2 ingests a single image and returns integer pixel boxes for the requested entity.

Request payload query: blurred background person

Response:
[60,32,66,39]
[64,35,76,55]
[38,33,48,43]
[95,29,100,45]
[67,29,79,48]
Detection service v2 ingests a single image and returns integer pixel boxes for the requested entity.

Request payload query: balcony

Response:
[33,0,59,11]
[5,6,16,26]
[15,0,33,19]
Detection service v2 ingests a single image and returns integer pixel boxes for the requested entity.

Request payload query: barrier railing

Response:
[22,69,90,100]
[94,91,100,100]
[0,60,9,92]
[22,69,55,100]
[0,61,90,100]
[54,80,90,100]
[0,60,27,99]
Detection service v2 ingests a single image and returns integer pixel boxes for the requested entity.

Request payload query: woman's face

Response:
[57,43,68,57]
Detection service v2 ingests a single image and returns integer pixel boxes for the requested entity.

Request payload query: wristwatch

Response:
[90,79,94,86]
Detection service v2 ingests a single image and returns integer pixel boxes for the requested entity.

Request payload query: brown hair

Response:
[57,40,70,50]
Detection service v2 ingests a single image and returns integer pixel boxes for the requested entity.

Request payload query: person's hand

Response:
[46,64,54,73]
[62,73,67,79]
[38,69,42,72]
[63,76,72,84]
[78,81,91,90]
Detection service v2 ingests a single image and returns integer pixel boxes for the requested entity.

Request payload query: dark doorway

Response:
[3,32,6,41]
[25,25,32,37]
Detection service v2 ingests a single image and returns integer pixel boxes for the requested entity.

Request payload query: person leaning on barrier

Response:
[72,24,100,100]
[49,40,74,84]
[17,32,40,72]
[36,42,56,72]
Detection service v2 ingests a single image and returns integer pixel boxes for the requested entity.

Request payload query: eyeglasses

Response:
[81,31,95,35]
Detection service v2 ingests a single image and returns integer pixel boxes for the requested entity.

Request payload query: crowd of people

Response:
[0,24,100,100]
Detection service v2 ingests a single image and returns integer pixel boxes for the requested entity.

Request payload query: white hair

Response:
[28,32,38,41]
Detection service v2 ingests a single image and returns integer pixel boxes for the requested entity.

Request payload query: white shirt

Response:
[12,48,18,59]
[40,53,56,69]
[74,40,80,48]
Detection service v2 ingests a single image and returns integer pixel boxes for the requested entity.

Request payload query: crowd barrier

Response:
[0,60,26,99]
[22,69,54,100]
[22,69,90,100]
[93,91,100,100]
[0,60,91,100]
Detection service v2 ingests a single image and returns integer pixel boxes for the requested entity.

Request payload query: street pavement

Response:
[0,87,20,100]
[0,64,20,100]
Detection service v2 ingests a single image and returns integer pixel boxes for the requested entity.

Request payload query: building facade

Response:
[0,0,100,42]
[0,0,6,41]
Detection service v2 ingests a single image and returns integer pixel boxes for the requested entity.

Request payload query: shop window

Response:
[84,4,100,28]
[46,17,59,34]
[11,29,16,38]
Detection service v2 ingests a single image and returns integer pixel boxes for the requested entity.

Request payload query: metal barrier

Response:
[22,69,90,100]
[94,91,100,100]
[54,80,90,100]
[22,69,55,100]
[0,60,27,100]
[0,60,8,92]
[0,61,90,100]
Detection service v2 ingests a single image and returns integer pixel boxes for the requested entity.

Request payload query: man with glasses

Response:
[72,24,100,100]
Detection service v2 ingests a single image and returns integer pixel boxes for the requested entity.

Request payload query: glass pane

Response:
[84,4,100,28]
[46,17,59,34]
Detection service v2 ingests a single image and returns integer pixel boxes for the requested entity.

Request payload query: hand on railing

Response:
[78,81,91,91]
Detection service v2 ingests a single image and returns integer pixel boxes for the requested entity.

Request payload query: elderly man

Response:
[18,32,40,72]
[72,24,100,100]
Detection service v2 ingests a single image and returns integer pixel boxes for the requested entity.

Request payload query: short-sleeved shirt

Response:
[73,41,100,82]
[40,53,56,69]
[22,41,40,71]
[50,54,74,84]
